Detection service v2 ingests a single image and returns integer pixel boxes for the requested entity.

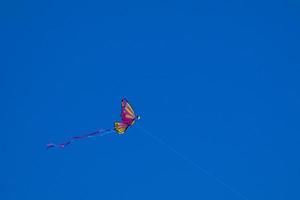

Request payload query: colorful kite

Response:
[46,98,247,200]
[46,98,140,149]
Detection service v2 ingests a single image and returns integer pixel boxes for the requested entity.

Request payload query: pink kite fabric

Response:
[114,98,140,134]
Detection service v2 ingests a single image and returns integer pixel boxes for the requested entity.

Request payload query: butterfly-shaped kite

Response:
[114,98,141,134]
[47,98,140,149]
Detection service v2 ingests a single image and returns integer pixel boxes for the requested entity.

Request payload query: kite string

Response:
[138,125,249,200]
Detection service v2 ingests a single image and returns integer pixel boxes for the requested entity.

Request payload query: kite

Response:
[46,98,140,149]
[46,98,248,200]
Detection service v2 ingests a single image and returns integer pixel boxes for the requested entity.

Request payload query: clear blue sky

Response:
[1,0,299,199]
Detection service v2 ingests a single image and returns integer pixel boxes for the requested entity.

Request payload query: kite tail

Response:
[46,128,115,149]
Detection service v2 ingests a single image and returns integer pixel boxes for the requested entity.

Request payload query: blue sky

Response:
[1,0,299,199]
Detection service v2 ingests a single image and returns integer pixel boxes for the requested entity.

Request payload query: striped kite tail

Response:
[46,128,115,149]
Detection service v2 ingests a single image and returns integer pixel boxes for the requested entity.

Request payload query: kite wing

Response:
[114,122,129,134]
[121,98,136,125]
